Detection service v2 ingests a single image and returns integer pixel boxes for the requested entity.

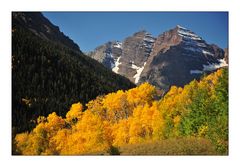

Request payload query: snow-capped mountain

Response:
[88,31,156,84]
[88,25,228,91]
[88,41,122,70]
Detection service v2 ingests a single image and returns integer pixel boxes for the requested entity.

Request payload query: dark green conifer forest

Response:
[12,27,135,133]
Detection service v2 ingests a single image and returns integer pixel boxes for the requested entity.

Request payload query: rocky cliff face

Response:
[140,25,226,90]
[88,25,228,91]
[88,41,122,69]
[88,31,156,83]
[12,12,80,51]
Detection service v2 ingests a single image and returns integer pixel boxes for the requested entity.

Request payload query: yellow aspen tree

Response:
[127,82,156,108]
[66,102,83,123]
[112,119,130,146]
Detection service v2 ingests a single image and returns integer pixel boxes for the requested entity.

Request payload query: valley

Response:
[12,12,228,155]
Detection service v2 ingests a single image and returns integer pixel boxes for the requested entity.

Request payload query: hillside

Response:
[14,68,228,155]
[12,13,135,133]
[12,12,80,51]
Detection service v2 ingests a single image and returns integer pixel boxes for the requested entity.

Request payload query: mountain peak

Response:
[176,24,187,30]
[175,25,202,41]
[132,30,149,37]
[89,26,226,90]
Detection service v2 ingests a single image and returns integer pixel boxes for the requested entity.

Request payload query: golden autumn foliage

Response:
[15,69,228,155]
[66,102,83,123]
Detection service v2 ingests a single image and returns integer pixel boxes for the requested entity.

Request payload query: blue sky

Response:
[43,12,228,52]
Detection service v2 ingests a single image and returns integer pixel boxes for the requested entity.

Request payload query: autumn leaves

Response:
[15,69,228,155]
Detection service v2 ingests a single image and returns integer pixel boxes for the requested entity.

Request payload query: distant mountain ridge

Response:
[88,25,228,91]
[12,12,80,51]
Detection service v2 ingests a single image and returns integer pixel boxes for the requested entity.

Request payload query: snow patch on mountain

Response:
[112,56,122,74]
[132,62,147,84]
[113,41,122,48]
[131,63,139,70]
[183,40,214,56]
[202,50,214,56]
[143,33,155,56]
[105,51,113,58]
[203,59,228,71]
[178,28,202,41]
[177,25,187,30]
[197,42,207,47]
[178,26,214,57]
[190,59,228,75]
[144,34,155,43]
